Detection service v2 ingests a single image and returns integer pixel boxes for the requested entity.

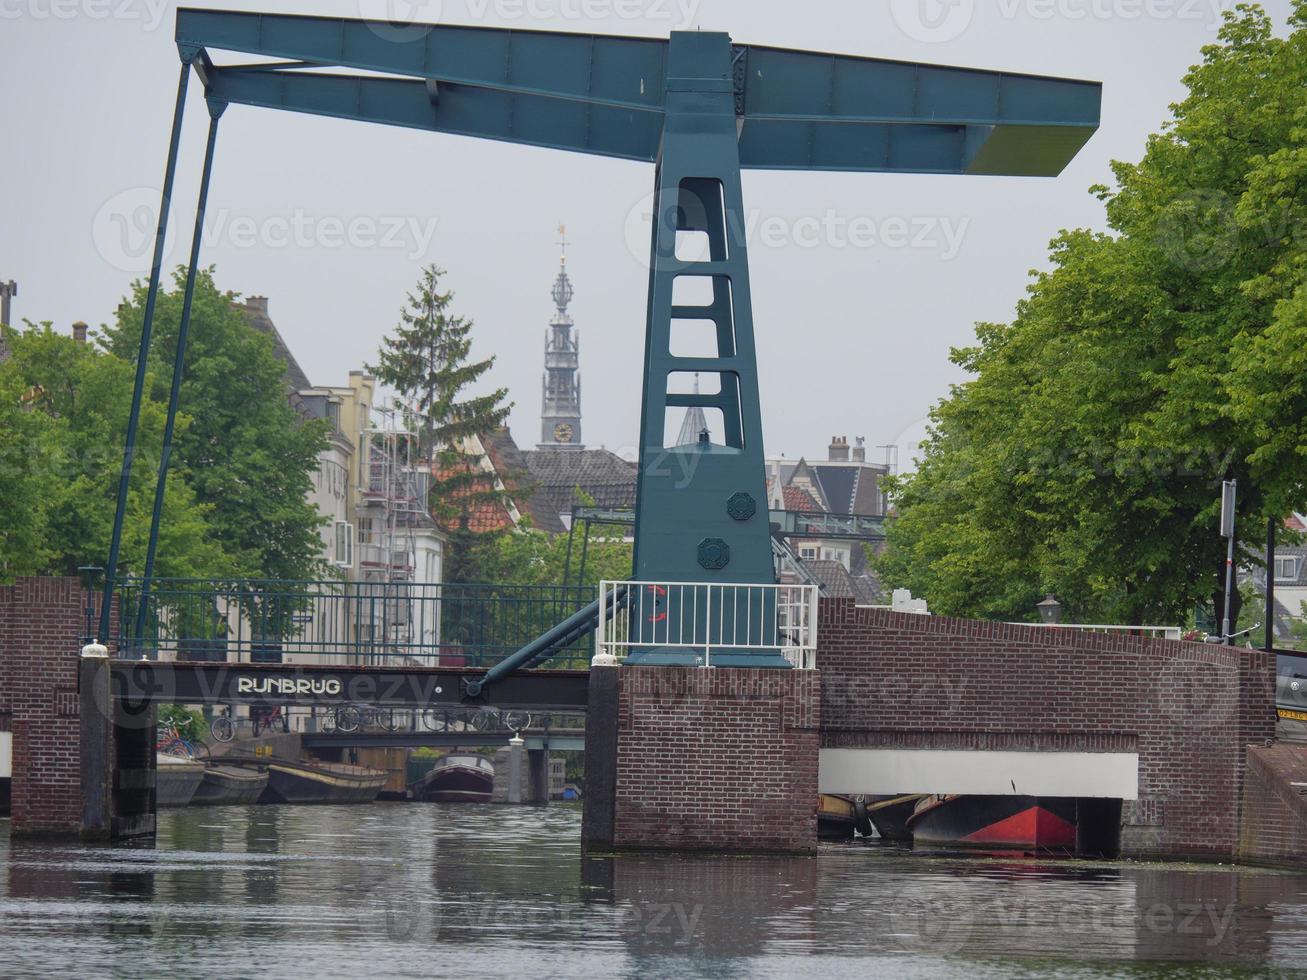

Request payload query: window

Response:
[333,521,354,568]
[799,546,817,560]
[1275,555,1300,582]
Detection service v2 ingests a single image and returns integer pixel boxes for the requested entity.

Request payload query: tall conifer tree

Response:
[370,265,513,534]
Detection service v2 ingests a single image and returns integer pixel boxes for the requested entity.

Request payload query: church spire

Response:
[675,372,711,447]
[539,225,583,450]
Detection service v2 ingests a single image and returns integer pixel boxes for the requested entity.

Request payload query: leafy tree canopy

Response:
[0,322,228,582]
[101,268,328,581]
[877,3,1307,626]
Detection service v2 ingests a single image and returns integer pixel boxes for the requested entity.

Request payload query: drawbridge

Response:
[97,9,1101,693]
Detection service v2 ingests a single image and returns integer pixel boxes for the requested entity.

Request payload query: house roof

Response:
[805,559,857,597]
[766,478,822,513]
[520,446,638,533]
[430,432,523,534]
[810,465,856,514]
[238,296,313,392]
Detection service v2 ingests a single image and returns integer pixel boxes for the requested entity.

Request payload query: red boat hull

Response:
[908,795,1077,853]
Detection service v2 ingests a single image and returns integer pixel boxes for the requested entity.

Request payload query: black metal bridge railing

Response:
[112,578,595,670]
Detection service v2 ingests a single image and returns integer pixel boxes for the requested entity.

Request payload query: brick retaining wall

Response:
[1239,743,1307,869]
[818,599,1276,860]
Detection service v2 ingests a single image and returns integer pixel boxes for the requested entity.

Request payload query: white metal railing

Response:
[1011,622,1184,642]
[596,580,819,669]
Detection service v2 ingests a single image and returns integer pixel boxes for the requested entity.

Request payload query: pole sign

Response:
[1220,480,1237,539]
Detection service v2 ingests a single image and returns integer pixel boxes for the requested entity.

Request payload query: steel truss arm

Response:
[204,66,663,163]
[177,8,1100,176]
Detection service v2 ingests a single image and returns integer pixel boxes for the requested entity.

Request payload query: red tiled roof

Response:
[783,485,822,512]
[429,454,518,534]
[768,476,823,513]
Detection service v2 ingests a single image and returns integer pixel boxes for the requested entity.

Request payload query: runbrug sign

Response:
[237,676,345,697]
[112,663,445,705]
[105,660,589,711]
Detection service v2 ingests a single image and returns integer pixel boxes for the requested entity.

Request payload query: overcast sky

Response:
[2,0,1297,467]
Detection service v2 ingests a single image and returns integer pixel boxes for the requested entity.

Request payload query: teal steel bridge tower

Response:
[100,9,1101,668]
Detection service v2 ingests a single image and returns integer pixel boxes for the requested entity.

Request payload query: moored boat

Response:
[410,753,495,803]
[157,755,206,808]
[192,764,269,806]
[865,793,927,842]
[817,794,873,839]
[259,759,385,805]
[907,794,1076,854]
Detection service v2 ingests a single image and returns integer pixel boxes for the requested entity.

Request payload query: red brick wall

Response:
[614,666,820,854]
[818,599,1275,860]
[1239,744,1307,869]
[0,577,95,834]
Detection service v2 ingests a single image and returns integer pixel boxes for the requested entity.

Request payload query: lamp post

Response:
[1037,594,1063,625]
[1266,516,1276,653]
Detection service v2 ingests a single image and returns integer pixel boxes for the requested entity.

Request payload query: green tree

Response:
[101,268,328,581]
[878,3,1307,626]
[0,322,228,582]
[368,265,512,529]
[473,517,632,588]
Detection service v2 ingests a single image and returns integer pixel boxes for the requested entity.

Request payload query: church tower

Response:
[539,226,583,449]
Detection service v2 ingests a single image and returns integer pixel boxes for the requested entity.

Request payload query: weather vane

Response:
[557,223,568,262]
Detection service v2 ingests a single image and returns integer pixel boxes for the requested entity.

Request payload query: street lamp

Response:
[1037,594,1063,625]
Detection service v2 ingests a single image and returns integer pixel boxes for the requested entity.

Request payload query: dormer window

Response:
[1275,555,1300,583]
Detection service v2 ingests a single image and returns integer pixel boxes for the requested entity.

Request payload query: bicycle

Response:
[252,704,290,737]
[210,706,237,743]
[469,707,532,733]
[156,722,191,755]
[329,703,401,734]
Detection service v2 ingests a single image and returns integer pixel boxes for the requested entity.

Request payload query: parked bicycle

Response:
[210,706,237,743]
[209,704,290,741]
[156,722,202,757]
[322,703,401,734]
[470,707,532,732]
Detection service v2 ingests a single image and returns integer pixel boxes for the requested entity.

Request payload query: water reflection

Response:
[3,805,1307,976]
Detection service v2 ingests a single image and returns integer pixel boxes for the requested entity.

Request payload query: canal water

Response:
[4,804,1307,976]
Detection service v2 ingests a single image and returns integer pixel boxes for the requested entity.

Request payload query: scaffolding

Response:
[356,403,438,662]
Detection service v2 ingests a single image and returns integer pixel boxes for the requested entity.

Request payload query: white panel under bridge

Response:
[819,748,1140,800]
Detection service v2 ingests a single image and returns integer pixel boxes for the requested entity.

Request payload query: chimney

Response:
[828,436,849,462]
[246,295,269,315]
[72,321,88,344]
[852,436,866,463]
